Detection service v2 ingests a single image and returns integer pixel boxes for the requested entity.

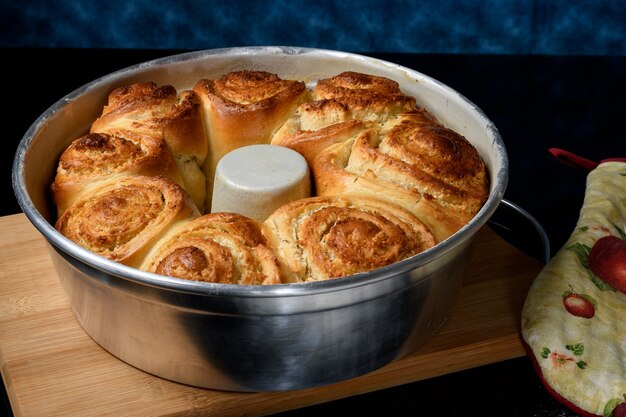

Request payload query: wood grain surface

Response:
[0,213,544,417]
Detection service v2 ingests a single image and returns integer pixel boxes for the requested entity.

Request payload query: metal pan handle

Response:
[488,199,551,264]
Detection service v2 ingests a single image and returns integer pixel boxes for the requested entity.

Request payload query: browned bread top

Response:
[52,69,490,284]
[314,71,417,122]
[141,212,285,285]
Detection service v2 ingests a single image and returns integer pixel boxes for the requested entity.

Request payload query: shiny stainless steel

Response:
[12,47,509,391]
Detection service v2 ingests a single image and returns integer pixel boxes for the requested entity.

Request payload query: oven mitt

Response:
[522,160,626,417]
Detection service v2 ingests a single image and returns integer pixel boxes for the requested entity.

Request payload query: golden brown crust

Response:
[142,212,285,285]
[314,71,417,122]
[92,82,179,132]
[55,175,199,268]
[271,120,374,167]
[264,194,436,282]
[193,71,307,208]
[381,112,488,208]
[271,72,417,169]
[51,69,490,285]
[51,131,183,216]
[271,98,352,144]
[312,110,489,241]
[91,83,208,211]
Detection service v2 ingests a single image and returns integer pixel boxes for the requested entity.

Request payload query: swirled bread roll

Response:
[193,71,307,209]
[264,194,436,282]
[272,120,375,167]
[51,131,183,216]
[91,82,209,211]
[314,71,417,121]
[141,212,285,285]
[55,175,199,268]
[310,110,489,241]
[272,99,354,145]
[272,72,416,150]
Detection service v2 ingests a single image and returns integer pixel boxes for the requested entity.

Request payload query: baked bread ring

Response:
[52,69,489,285]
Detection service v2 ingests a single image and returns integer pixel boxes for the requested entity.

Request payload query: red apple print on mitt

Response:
[605,395,626,417]
[613,402,626,417]
[562,288,596,319]
[588,235,626,294]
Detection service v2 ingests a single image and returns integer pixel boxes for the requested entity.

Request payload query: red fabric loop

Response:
[549,148,626,172]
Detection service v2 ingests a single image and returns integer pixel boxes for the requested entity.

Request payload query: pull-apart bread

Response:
[51,70,489,284]
[89,82,209,211]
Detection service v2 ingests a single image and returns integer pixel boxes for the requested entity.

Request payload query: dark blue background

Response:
[2,0,626,55]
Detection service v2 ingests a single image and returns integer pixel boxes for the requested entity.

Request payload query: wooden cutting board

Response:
[0,213,544,417]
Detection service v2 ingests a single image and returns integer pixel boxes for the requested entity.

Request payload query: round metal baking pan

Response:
[13,46,508,391]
